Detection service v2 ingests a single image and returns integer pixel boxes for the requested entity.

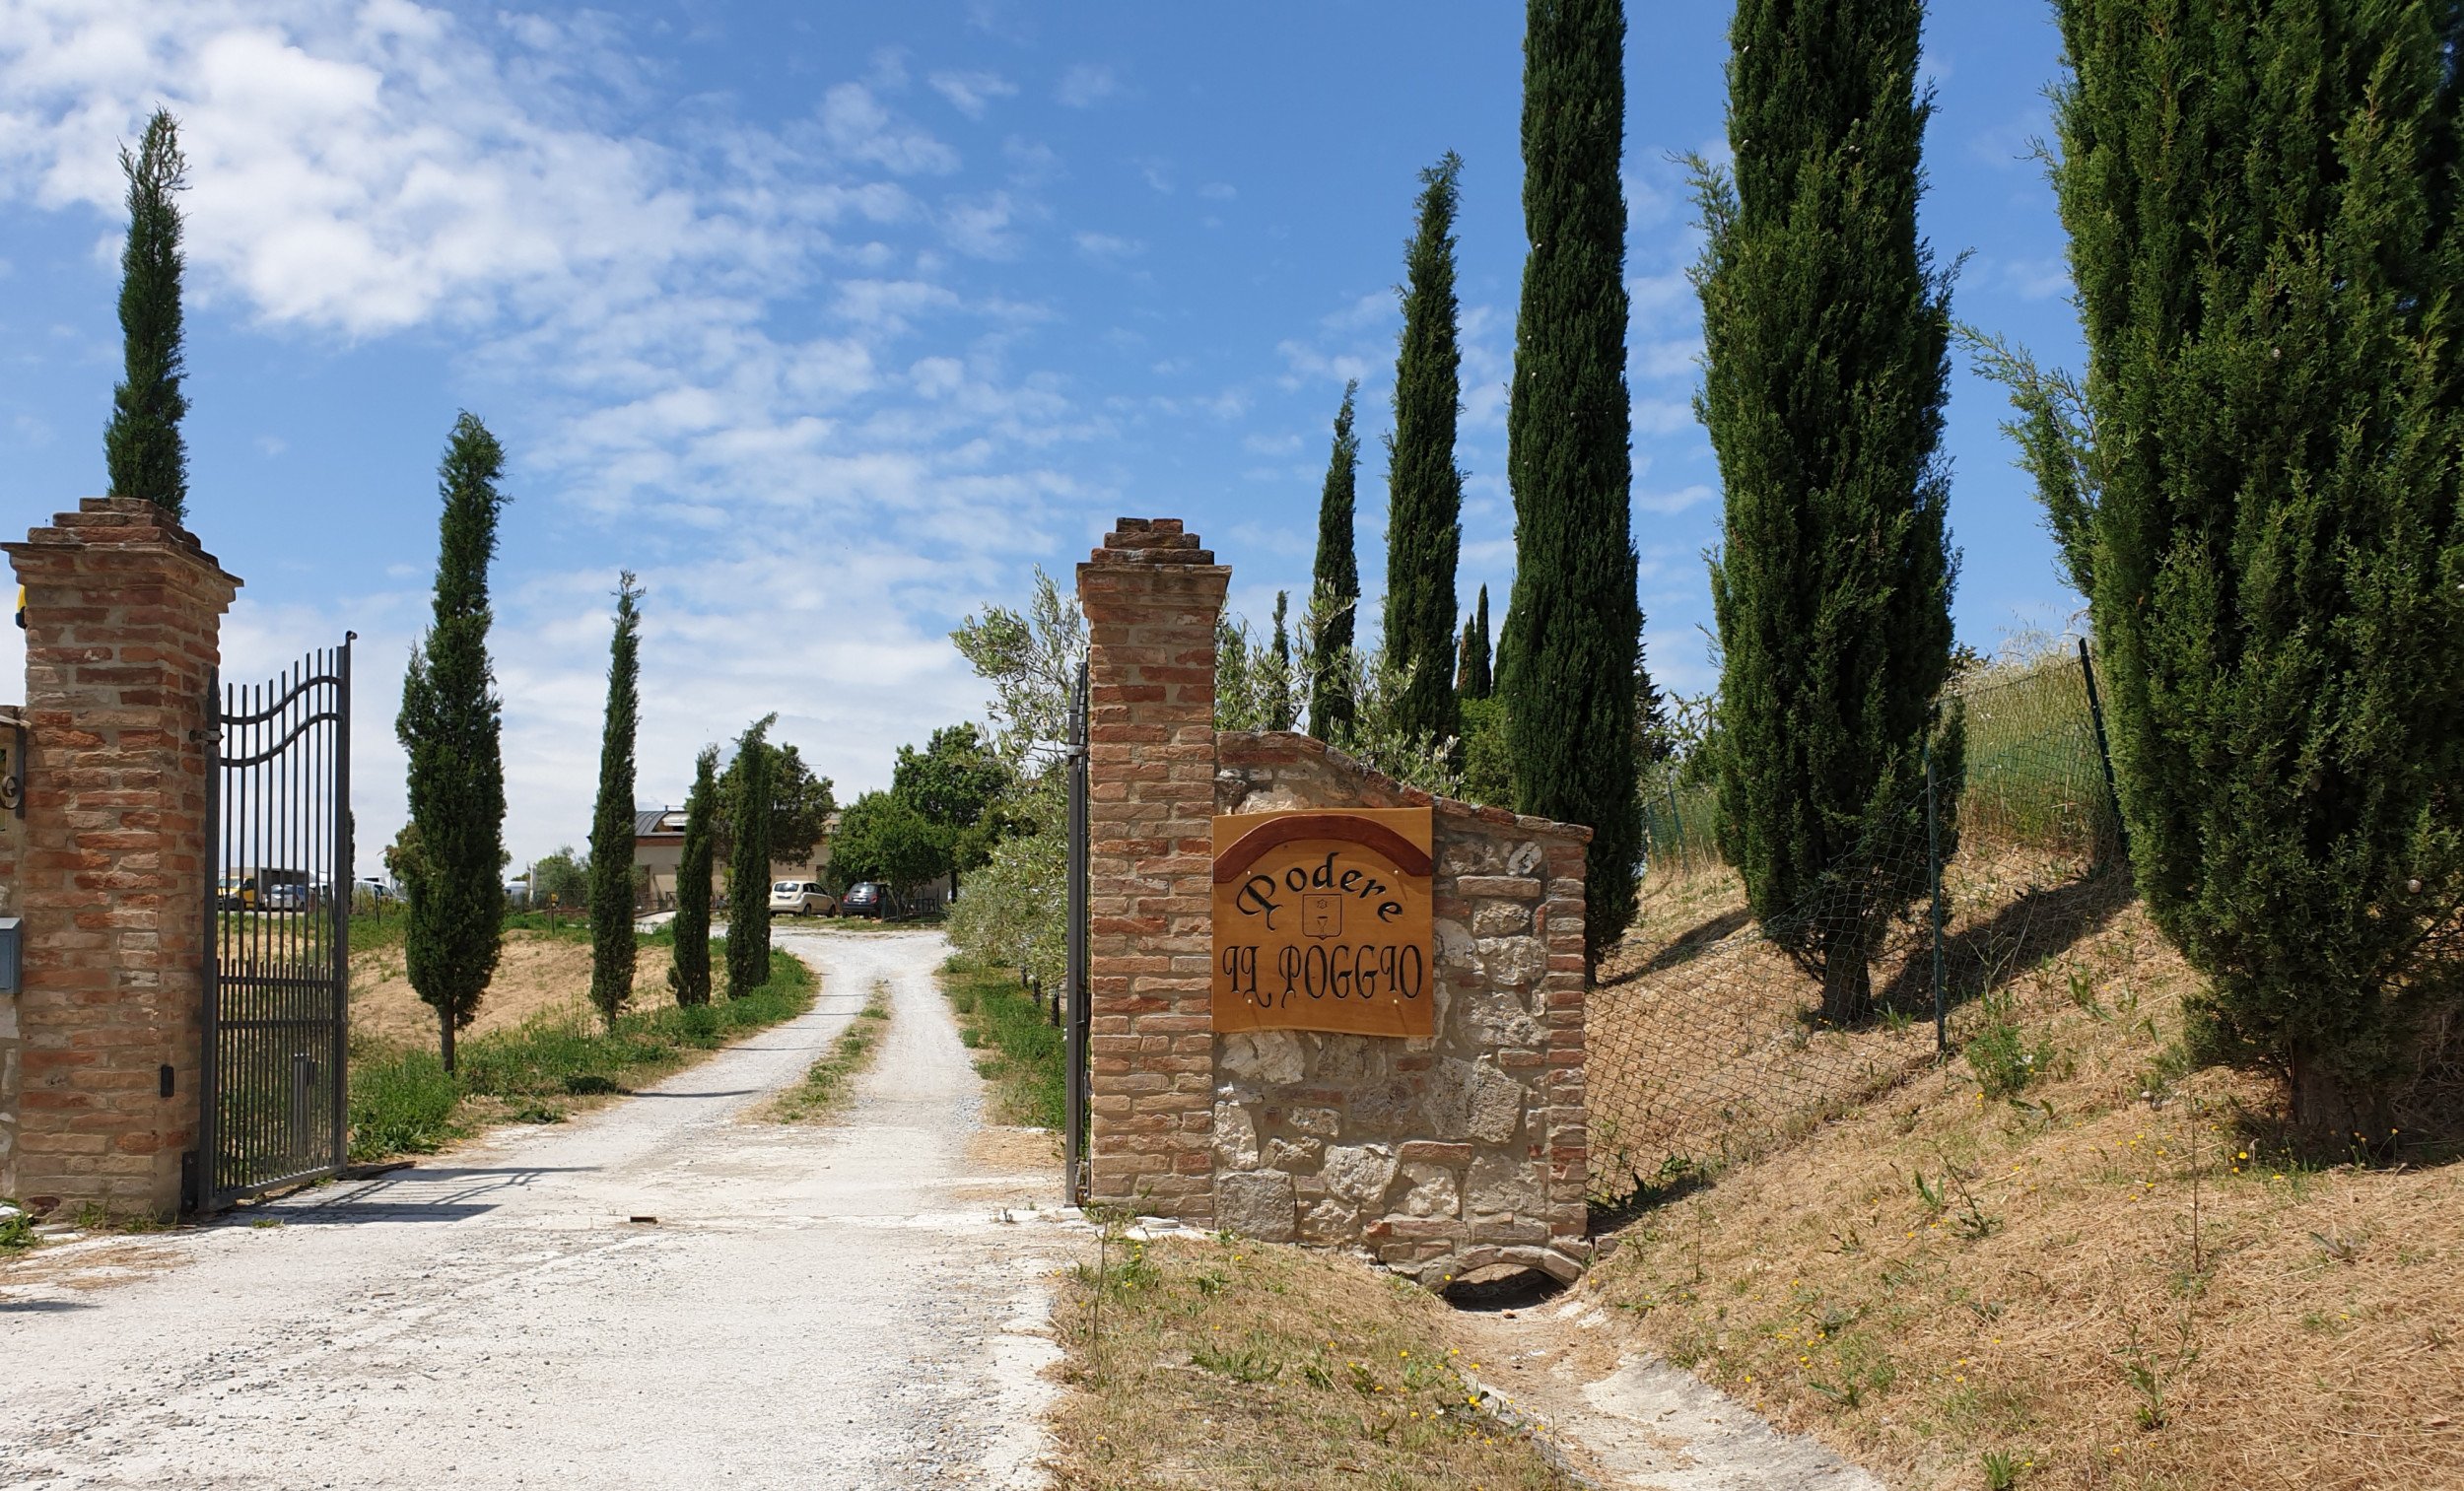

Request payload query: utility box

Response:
[0,916,20,993]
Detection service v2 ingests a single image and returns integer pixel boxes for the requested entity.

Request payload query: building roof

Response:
[635,807,688,838]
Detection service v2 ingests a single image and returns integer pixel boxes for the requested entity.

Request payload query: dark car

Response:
[840,881,888,919]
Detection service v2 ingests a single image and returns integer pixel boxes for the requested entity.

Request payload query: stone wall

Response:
[4,498,238,1217]
[1077,515,1591,1286]
[1212,732,1591,1285]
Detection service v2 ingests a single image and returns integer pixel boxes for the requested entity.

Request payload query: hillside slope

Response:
[1582,895,2461,1490]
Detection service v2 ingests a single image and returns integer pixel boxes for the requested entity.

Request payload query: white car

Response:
[769,880,836,916]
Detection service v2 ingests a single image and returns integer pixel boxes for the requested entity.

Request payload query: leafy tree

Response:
[586,574,644,1029]
[667,746,719,1006]
[1457,694,1514,808]
[946,772,1069,988]
[724,717,775,998]
[1500,0,1646,975]
[1307,381,1363,740]
[719,738,835,866]
[530,847,588,911]
[1457,584,1493,700]
[951,567,1087,765]
[397,413,511,1072]
[1384,152,1466,756]
[1265,590,1296,730]
[2047,0,2464,1133]
[104,107,189,519]
[831,789,945,894]
[893,722,1014,886]
[1217,610,1311,733]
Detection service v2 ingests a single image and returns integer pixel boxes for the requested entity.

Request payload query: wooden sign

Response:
[1211,806,1435,1037]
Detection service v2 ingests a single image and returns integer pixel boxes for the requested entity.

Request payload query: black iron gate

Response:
[196,637,354,1210]
[1062,657,1090,1205]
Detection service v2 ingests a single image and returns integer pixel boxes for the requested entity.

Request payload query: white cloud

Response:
[1275,337,1369,390]
[2001,255,2071,301]
[819,82,960,175]
[0,1,1105,866]
[1198,181,1236,201]
[1055,62,1119,108]
[927,68,1016,120]
[1072,230,1142,261]
[1635,483,1715,516]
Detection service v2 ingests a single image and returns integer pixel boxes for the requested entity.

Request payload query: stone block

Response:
[1467,1148,1543,1215]
[1468,1064,1525,1145]
[1321,1142,1398,1205]
[1392,1162,1461,1219]
[1213,1171,1297,1241]
[1220,1029,1306,1086]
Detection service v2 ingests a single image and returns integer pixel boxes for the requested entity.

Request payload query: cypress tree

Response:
[586,573,644,1029]
[2051,0,2464,1134]
[724,717,776,998]
[1693,0,1958,1025]
[1500,0,1645,974]
[104,108,189,520]
[1384,153,1467,755]
[667,746,719,1007]
[1307,381,1363,741]
[397,414,511,1073]
[1266,590,1295,731]
[1457,584,1493,699]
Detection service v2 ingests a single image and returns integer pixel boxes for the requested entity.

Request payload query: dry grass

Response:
[1587,847,2122,1196]
[1050,1229,1577,1491]
[1583,895,2464,1490]
[350,931,675,1045]
[765,982,889,1122]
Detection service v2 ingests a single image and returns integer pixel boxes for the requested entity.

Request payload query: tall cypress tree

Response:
[724,717,776,998]
[586,573,644,1029]
[1307,380,1363,741]
[1500,0,1644,974]
[1384,153,1467,754]
[1266,590,1296,731]
[2050,0,2464,1133]
[104,108,189,520]
[1694,0,1958,1025]
[667,746,719,1007]
[397,414,511,1073]
[1457,584,1493,699]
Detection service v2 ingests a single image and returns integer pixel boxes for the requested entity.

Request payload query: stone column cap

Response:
[5,497,241,593]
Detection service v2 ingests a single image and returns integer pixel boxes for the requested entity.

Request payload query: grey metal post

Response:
[331,635,354,1172]
[2077,637,2129,866]
[1926,733,1948,1053]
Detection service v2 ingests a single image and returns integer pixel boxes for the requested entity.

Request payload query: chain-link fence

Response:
[1592,644,2132,1203]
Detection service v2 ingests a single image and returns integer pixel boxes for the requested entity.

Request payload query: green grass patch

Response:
[347,942,815,1161]
[939,954,1065,1129]
[770,982,892,1122]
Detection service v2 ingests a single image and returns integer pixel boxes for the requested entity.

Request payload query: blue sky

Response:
[0,1,2087,874]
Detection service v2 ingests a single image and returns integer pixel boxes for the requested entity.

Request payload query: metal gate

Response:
[1062,657,1091,1205]
[196,637,354,1210]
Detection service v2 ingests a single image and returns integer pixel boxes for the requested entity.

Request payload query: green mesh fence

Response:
[1594,646,2131,1204]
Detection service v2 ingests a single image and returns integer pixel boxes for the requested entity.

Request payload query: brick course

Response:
[3,498,239,1217]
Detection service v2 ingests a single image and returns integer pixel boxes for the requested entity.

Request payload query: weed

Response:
[1981,1448,2024,1489]
[1192,1332,1282,1383]
[0,1202,36,1252]
[1965,990,2055,1100]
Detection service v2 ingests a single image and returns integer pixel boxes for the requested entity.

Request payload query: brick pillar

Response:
[1078,517,1228,1225]
[4,498,240,1217]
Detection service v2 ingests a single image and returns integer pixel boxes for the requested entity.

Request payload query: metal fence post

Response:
[2077,637,2130,867]
[1062,658,1090,1207]
[1926,733,1948,1054]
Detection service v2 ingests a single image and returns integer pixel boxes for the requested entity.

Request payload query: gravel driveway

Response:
[0,927,1074,1490]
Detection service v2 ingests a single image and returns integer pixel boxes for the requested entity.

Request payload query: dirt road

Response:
[0,927,1073,1490]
